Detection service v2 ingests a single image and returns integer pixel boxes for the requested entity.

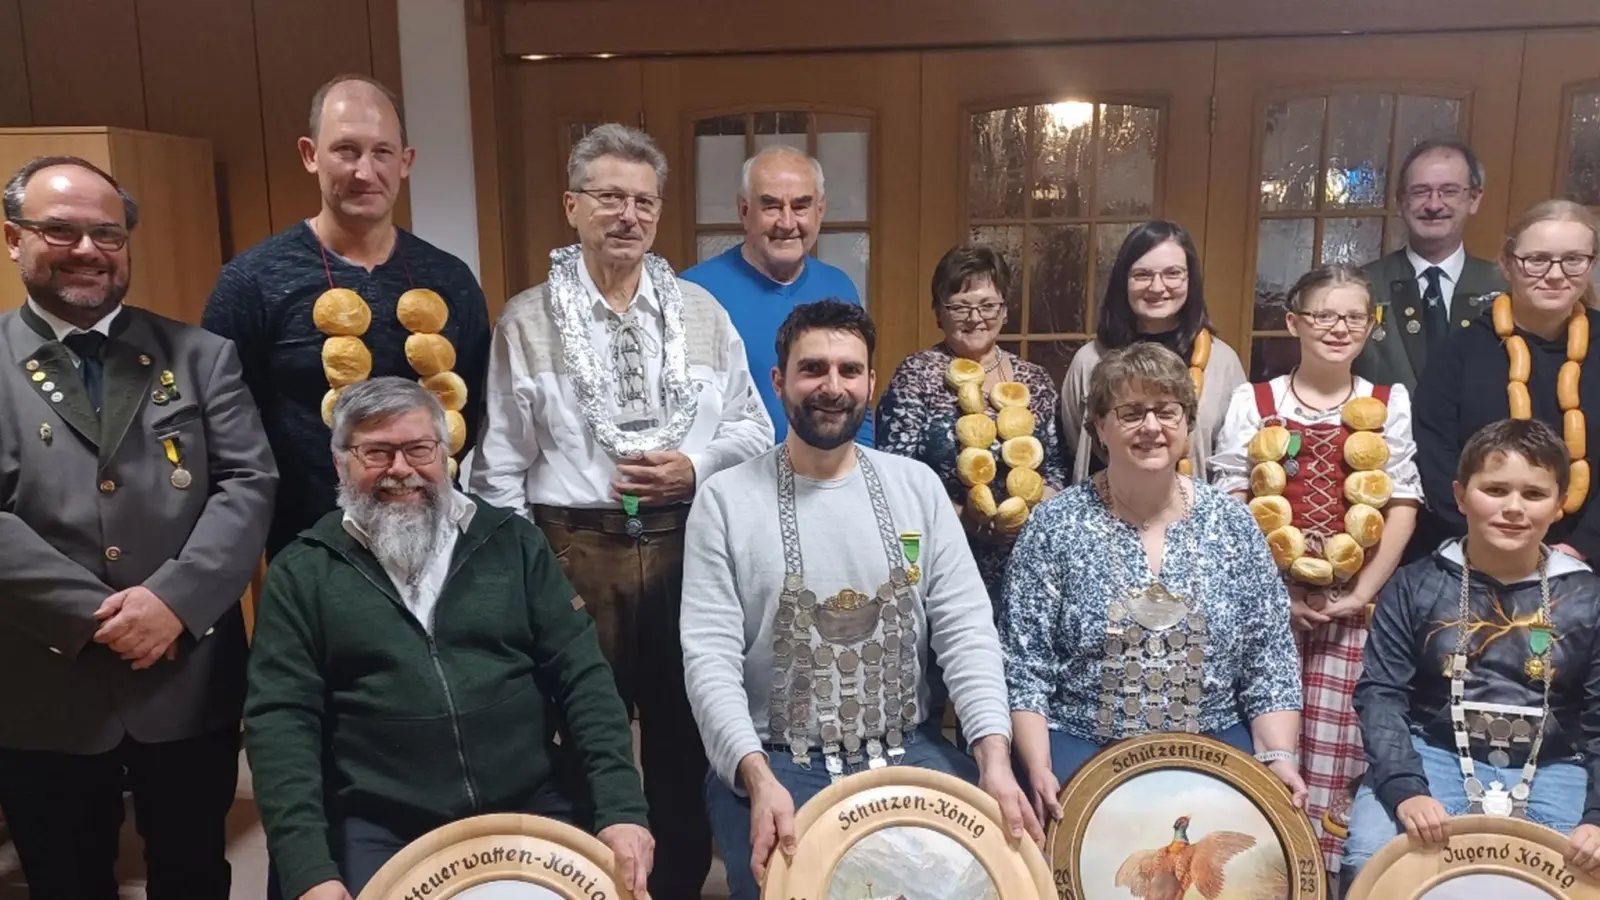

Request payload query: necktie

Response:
[1422,266,1450,345]
[62,331,106,414]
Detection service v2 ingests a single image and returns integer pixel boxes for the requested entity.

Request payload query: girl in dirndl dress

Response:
[1211,264,1421,875]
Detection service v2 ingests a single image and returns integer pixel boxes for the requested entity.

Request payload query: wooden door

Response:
[919,43,1217,389]
[639,53,922,379]
[1205,33,1525,378]
[1507,29,1600,221]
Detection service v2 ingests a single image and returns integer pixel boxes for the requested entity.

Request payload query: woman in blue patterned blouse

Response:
[876,244,1068,606]
[998,342,1307,823]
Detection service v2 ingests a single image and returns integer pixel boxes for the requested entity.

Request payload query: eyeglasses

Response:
[943,302,1006,321]
[1510,252,1597,279]
[1295,310,1373,331]
[8,218,129,251]
[573,189,661,221]
[1129,267,1189,289]
[1111,402,1186,429]
[1404,183,1474,204]
[346,439,443,468]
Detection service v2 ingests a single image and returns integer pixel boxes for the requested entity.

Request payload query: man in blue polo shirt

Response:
[683,146,872,446]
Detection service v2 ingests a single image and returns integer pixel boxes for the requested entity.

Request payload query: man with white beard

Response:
[245,377,654,900]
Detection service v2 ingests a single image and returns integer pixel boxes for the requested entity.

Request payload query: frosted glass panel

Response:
[1095,222,1139,307]
[1395,96,1462,157]
[1029,225,1089,334]
[696,134,745,225]
[1256,218,1314,329]
[1260,97,1324,212]
[1031,340,1086,390]
[1567,90,1600,207]
[696,233,744,263]
[816,231,870,307]
[1096,104,1159,217]
[969,108,1029,219]
[1324,94,1394,209]
[1033,102,1093,218]
[818,122,870,222]
[1321,217,1383,266]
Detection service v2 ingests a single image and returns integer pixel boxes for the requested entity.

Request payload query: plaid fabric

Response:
[1297,617,1368,873]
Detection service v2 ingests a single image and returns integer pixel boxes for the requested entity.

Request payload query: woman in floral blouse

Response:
[876,244,1067,605]
[999,342,1306,824]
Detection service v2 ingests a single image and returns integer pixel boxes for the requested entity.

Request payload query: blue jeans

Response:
[1047,722,1254,782]
[1343,734,1588,874]
[705,723,980,900]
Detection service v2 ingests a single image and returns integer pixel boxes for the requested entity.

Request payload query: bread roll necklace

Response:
[310,226,469,476]
[1245,374,1393,586]
[1495,293,1589,514]
[947,354,1044,534]
[1176,329,1211,476]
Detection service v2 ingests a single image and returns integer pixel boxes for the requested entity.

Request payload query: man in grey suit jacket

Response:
[0,156,277,899]
[1354,139,1506,392]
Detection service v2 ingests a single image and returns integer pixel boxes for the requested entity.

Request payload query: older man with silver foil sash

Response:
[470,123,772,900]
[682,300,1039,900]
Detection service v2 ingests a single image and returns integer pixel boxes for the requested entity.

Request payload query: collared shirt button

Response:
[105,546,121,561]
[98,479,116,494]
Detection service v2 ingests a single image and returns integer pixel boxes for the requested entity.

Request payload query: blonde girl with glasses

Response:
[1414,199,1600,566]
[1211,264,1422,877]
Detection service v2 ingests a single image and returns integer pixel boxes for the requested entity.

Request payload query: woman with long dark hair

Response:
[1060,221,1245,482]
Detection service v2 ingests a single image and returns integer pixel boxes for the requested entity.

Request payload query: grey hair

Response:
[738,145,826,200]
[329,377,449,453]
[3,156,140,229]
[567,124,668,191]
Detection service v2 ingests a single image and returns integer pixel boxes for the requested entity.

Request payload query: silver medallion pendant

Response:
[1482,781,1514,817]
[1127,583,1189,631]
[1488,749,1512,768]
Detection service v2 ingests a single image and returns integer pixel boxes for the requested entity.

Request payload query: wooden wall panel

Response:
[251,0,375,234]
[0,0,31,126]
[20,0,146,129]
[108,129,222,324]
[466,0,508,311]
[136,0,272,258]
[501,0,1600,58]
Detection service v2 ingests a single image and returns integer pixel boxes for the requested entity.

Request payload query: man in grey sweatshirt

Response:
[680,300,1039,900]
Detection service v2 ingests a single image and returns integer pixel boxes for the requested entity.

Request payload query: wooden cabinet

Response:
[0,126,221,324]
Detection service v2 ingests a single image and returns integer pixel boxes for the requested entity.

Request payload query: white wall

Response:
[397,0,481,281]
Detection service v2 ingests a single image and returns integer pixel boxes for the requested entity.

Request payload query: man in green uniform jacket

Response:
[245,377,653,900]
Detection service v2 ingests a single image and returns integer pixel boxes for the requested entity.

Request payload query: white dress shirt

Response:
[470,264,774,511]
[1405,244,1466,310]
[342,487,477,633]
[27,298,122,368]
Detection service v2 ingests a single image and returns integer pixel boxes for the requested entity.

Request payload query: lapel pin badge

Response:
[151,389,169,405]
[38,423,51,444]
[138,354,152,366]
[24,360,38,372]
[30,371,44,383]
[159,370,180,401]
[1406,320,1422,334]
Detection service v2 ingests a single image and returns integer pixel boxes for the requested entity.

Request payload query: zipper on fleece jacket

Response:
[310,526,499,815]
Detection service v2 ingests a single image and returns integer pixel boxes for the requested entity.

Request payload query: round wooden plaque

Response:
[356,813,633,900]
[1046,732,1325,900]
[1348,814,1600,900]
[761,766,1054,900]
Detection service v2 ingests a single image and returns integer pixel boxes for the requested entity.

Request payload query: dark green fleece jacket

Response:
[243,498,645,899]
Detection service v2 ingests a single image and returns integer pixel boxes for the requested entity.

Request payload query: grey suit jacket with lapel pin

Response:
[1354,248,1506,393]
[0,303,278,754]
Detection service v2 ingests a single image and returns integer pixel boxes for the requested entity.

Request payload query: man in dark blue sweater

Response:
[202,75,489,558]
[682,145,872,446]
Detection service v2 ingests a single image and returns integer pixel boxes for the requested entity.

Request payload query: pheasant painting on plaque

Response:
[1078,769,1288,900]
[1417,873,1559,900]
[827,825,1000,900]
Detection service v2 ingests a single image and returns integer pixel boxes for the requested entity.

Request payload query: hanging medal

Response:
[622,493,644,538]
[1526,619,1553,681]
[161,435,192,489]
[899,531,922,585]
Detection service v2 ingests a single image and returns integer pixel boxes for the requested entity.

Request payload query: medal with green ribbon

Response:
[622,493,644,539]
[899,531,922,585]
[1530,622,1552,656]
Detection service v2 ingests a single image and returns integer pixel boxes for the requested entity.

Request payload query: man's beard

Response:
[337,474,446,585]
[22,258,130,317]
[785,393,866,451]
